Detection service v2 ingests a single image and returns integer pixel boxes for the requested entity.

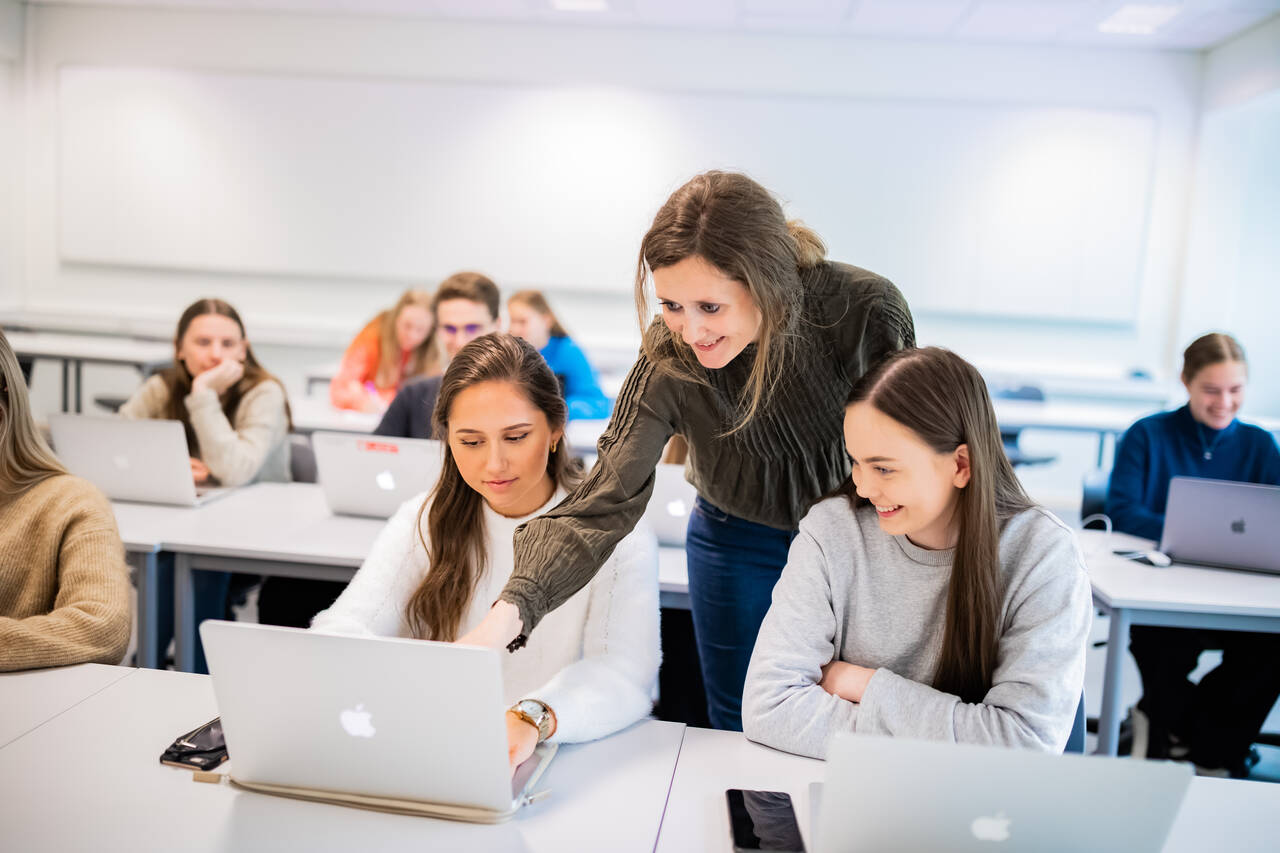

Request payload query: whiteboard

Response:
[58,66,1156,323]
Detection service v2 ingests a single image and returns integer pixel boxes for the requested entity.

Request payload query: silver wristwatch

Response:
[509,698,557,743]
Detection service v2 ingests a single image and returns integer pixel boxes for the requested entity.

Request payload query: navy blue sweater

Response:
[1105,404,1280,541]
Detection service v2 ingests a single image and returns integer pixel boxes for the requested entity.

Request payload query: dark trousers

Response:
[685,496,798,731]
[153,553,231,675]
[257,577,349,629]
[1130,625,1280,770]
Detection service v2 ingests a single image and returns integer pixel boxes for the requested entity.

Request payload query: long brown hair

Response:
[160,299,292,455]
[0,330,68,496]
[373,289,439,387]
[404,333,580,641]
[1181,332,1246,384]
[846,347,1033,704]
[508,290,569,338]
[634,170,826,434]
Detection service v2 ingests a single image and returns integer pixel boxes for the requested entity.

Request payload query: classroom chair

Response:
[289,434,317,483]
[1080,468,1112,529]
[1065,695,1087,755]
[991,384,1057,467]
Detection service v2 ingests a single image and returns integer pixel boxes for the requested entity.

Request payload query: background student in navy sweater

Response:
[1107,332,1280,777]
[507,290,611,421]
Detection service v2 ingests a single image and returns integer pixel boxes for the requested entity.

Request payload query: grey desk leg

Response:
[74,360,83,413]
[174,554,197,673]
[60,360,70,413]
[132,551,162,670]
[1096,607,1131,756]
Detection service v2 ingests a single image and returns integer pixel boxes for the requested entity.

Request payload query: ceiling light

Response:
[1098,4,1182,35]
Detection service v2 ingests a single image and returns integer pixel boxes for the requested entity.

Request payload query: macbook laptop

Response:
[1160,477,1280,575]
[50,414,228,506]
[312,431,444,518]
[643,463,697,547]
[814,734,1191,853]
[200,620,555,822]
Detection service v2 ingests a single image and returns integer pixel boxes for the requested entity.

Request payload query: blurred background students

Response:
[508,290,611,421]
[1107,332,1280,777]
[0,330,131,672]
[375,272,501,440]
[330,289,438,413]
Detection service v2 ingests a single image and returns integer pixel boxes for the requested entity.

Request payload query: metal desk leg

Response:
[60,360,70,412]
[1096,607,1131,755]
[131,551,162,669]
[174,554,197,673]
[74,360,83,413]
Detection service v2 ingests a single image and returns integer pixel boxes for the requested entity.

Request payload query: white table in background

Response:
[0,663,137,749]
[0,666,685,852]
[658,727,1280,852]
[1080,529,1280,756]
[4,330,172,413]
[659,547,689,610]
[288,396,381,435]
[304,360,340,395]
[165,483,385,672]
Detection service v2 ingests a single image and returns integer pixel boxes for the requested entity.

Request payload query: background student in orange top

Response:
[330,289,439,412]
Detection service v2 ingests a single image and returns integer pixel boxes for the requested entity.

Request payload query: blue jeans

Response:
[153,553,231,675]
[685,496,798,731]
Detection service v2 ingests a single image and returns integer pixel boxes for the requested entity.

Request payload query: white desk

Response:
[0,663,136,749]
[304,360,340,395]
[659,728,1280,852]
[164,483,386,672]
[659,546,689,610]
[1080,530,1280,756]
[4,329,173,413]
[0,667,685,852]
[288,396,381,435]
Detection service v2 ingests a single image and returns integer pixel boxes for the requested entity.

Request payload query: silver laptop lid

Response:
[312,431,444,517]
[201,621,515,812]
[50,414,202,506]
[643,463,696,547]
[817,734,1191,853]
[1160,477,1280,575]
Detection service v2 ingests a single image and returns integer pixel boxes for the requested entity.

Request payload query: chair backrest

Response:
[1081,468,1111,529]
[289,433,317,484]
[1064,694,1087,754]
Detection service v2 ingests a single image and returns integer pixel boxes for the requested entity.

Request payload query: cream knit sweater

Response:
[0,475,132,671]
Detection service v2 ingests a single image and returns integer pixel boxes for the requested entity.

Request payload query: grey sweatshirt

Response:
[742,497,1091,759]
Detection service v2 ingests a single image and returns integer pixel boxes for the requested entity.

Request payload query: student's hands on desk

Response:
[505,710,539,774]
[189,458,211,485]
[820,660,876,703]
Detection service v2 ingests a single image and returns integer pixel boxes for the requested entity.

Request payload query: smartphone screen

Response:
[726,789,805,853]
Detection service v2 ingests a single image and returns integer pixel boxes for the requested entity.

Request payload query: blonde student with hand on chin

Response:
[312,333,659,771]
[742,347,1091,759]
[120,297,292,673]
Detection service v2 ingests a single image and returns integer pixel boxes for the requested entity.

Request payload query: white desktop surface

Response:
[0,663,136,749]
[160,482,386,565]
[1164,777,1280,852]
[657,727,823,853]
[658,546,688,595]
[1080,530,1280,618]
[289,396,382,435]
[4,330,173,365]
[112,499,208,553]
[0,666,685,853]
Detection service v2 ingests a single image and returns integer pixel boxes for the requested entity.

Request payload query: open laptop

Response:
[200,620,555,822]
[312,431,444,518]
[1160,477,1280,575]
[50,414,228,506]
[643,463,697,547]
[813,734,1191,853]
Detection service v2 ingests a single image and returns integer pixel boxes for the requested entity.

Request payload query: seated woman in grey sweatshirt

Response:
[743,347,1091,759]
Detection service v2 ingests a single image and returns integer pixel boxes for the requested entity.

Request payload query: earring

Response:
[551,439,559,453]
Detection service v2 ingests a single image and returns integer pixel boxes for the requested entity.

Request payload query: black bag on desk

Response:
[160,717,228,771]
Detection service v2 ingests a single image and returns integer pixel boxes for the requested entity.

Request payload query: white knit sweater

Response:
[311,486,661,744]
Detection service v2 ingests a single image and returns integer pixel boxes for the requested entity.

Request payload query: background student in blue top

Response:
[1106,332,1280,777]
[507,290,611,421]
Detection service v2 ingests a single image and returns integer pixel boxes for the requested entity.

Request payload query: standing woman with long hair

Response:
[313,333,658,767]
[742,348,1091,757]
[0,330,131,671]
[464,171,916,731]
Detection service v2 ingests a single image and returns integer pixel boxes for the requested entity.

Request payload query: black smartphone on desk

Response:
[726,789,805,852]
[160,717,228,771]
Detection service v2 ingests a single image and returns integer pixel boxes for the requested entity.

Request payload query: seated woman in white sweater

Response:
[312,332,659,769]
[743,347,1091,760]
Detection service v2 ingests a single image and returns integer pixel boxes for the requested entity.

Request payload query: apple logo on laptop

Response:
[970,812,1011,842]
[112,455,130,470]
[375,470,396,492]
[1231,518,1246,534]
[666,499,688,518]
[339,703,376,738]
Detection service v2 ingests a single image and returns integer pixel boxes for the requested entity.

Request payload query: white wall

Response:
[17,4,1203,386]
[1179,15,1280,417]
[0,0,21,313]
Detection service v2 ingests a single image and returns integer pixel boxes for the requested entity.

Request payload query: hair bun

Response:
[786,219,826,268]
